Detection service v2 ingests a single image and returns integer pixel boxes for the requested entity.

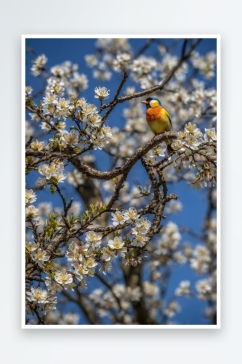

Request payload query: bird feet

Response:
[151,132,166,142]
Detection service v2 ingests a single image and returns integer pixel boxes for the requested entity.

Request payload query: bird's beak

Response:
[141,101,149,104]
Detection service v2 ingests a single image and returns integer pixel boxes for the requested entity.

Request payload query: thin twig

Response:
[134,38,155,59]
[99,39,201,112]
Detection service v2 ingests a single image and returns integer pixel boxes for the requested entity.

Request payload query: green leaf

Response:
[49,184,56,195]
[74,146,81,153]
[50,176,58,184]
[90,203,95,214]
[74,216,82,221]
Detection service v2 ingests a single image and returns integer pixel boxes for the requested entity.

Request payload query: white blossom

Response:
[67,169,84,187]
[85,231,102,248]
[25,241,38,253]
[31,54,48,76]
[132,234,149,247]
[55,269,74,290]
[108,236,125,250]
[196,279,212,300]
[25,189,37,204]
[59,312,80,325]
[31,248,49,267]
[26,205,39,220]
[27,287,48,303]
[111,211,127,226]
[94,86,110,100]
[175,281,191,296]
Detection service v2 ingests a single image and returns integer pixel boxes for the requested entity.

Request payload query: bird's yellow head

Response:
[141,97,162,109]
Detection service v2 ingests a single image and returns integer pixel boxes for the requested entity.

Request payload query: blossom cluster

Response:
[171,123,217,189]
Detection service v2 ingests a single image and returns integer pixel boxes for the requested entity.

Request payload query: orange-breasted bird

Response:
[141,97,173,155]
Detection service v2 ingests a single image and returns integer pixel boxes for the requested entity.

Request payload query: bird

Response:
[141,97,174,155]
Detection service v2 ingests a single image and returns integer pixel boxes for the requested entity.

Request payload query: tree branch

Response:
[99,39,201,112]
[71,131,178,180]
[61,289,100,325]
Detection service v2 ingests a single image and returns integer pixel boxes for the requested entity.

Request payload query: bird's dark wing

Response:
[168,115,172,130]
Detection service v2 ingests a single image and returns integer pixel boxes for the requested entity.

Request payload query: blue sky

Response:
[25,37,217,325]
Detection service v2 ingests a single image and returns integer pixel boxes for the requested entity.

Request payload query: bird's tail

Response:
[165,140,174,156]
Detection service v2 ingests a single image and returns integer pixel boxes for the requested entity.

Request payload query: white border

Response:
[22,34,221,329]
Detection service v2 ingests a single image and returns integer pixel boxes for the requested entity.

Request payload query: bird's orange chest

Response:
[146,106,164,122]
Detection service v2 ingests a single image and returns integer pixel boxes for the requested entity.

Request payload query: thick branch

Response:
[45,228,70,258]
[71,131,178,180]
